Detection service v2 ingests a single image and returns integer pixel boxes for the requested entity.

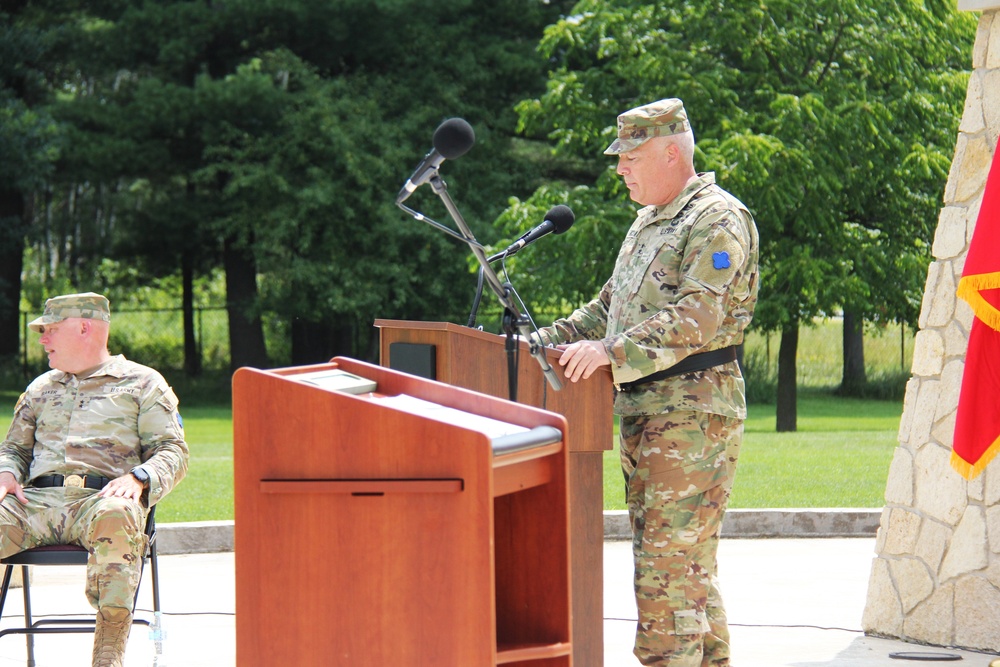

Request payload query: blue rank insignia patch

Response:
[713,251,731,270]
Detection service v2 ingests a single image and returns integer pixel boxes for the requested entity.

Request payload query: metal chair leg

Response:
[150,540,160,612]
[22,566,35,667]
[0,564,12,613]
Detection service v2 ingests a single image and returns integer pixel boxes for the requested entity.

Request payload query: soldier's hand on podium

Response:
[556,340,610,383]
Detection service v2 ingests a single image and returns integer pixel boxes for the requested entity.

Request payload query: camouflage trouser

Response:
[620,410,743,667]
[0,487,148,610]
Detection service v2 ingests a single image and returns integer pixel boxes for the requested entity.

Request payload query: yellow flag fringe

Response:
[957,272,1000,333]
[951,433,1000,480]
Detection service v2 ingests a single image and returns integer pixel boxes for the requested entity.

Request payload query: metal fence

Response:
[18,308,915,389]
[744,317,914,387]
[19,307,232,376]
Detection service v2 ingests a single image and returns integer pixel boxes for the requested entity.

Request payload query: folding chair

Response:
[0,505,160,666]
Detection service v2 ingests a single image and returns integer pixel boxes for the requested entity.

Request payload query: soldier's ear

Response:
[665,141,682,162]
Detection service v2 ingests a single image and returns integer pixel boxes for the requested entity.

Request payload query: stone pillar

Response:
[862,7,1000,651]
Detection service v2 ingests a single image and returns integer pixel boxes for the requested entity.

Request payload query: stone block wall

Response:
[862,9,1000,651]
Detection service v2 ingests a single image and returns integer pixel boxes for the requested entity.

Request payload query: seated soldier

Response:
[0,292,189,667]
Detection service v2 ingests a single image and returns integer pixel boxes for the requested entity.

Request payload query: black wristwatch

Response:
[130,466,150,488]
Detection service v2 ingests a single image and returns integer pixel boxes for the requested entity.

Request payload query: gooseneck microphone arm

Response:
[396,201,487,248]
[396,116,562,394]
[397,182,562,393]
[423,173,563,393]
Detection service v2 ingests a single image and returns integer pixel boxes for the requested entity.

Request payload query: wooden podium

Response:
[374,320,614,667]
[233,357,572,666]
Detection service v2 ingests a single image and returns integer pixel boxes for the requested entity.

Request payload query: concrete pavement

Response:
[0,534,997,666]
[149,508,886,556]
[606,538,997,667]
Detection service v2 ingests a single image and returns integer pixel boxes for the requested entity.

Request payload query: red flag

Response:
[952,148,1000,479]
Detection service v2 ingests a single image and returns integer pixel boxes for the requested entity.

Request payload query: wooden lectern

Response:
[233,357,572,666]
[374,320,615,667]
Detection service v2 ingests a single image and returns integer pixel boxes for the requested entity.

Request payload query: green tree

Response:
[0,3,64,363]
[501,0,975,429]
[15,0,574,370]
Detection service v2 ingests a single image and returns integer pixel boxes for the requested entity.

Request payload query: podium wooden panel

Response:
[375,319,614,667]
[233,357,572,666]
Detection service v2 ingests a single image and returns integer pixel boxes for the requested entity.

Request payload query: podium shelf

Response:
[496,641,573,664]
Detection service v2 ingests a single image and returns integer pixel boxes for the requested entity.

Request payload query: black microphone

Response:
[488,205,575,262]
[396,118,476,203]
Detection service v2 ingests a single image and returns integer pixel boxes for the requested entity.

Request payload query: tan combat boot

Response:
[92,606,133,667]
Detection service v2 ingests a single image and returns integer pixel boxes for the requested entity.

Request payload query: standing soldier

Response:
[535,99,759,666]
[0,292,189,667]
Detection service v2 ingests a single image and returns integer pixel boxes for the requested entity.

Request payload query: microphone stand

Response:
[466,266,485,328]
[501,307,519,402]
[397,171,563,398]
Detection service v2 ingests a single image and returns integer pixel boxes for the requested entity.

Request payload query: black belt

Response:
[30,474,111,490]
[617,346,739,392]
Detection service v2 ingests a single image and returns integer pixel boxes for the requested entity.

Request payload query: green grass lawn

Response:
[601,393,902,511]
[1,389,902,522]
[1,316,911,520]
[158,405,234,522]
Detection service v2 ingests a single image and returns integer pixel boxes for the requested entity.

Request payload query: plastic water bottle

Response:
[148,611,168,665]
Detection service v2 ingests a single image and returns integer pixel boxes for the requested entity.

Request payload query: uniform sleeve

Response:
[0,393,36,482]
[536,279,613,346]
[137,378,190,506]
[605,208,753,384]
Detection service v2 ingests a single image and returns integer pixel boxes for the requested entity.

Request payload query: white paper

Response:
[292,369,377,395]
[370,394,529,439]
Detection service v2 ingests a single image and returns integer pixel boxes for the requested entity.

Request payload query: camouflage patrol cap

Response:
[28,292,111,333]
[604,98,691,155]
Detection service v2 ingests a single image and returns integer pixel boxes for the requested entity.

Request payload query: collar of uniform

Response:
[644,171,717,224]
[76,357,117,380]
[85,354,129,379]
[53,354,129,384]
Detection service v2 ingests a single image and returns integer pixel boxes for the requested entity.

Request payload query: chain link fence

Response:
[527,307,915,386]
[742,317,915,401]
[744,318,913,382]
[18,308,916,397]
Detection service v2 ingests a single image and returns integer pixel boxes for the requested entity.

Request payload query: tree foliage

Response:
[497,0,976,428]
[0,3,67,359]
[7,0,574,367]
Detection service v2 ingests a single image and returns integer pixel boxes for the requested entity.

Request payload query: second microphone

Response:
[488,205,575,262]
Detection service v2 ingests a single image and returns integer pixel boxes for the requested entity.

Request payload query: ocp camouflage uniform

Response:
[0,355,189,609]
[537,172,758,667]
